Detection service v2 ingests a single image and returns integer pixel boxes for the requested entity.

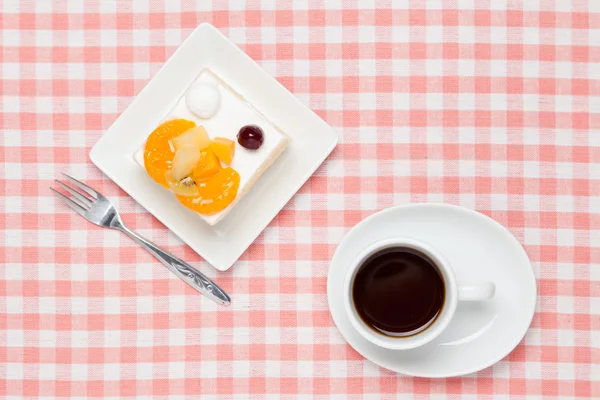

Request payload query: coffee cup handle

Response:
[458,282,495,301]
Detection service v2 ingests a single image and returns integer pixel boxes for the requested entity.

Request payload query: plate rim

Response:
[327,203,537,377]
[90,23,338,271]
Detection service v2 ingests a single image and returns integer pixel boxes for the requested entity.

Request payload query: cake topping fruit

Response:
[237,125,264,150]
[165,172,200,197]
[144,118,241,216]
[172,126,210,150]
[186,82,221,119]
[144,119,196,187]
[171,145,201,181]
[176,167,241,215]
[210,137,235,164]
[191,148,222,181]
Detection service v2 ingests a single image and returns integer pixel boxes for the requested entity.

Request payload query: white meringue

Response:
[185,82,221,119]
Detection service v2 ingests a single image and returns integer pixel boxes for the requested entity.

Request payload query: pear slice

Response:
[172,126,210,151]
[171,145,201,181]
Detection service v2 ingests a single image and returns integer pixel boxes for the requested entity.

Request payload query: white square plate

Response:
[90,23,338,271]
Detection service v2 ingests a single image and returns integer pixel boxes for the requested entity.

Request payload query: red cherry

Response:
[237,125,264,150]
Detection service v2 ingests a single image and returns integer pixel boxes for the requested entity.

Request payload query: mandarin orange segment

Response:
[210,137,235,164]
[176,167,240,215]
[191,148,222,181]
[144,119,196,187]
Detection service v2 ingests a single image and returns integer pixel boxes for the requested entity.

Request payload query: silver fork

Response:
[51,173,231,305]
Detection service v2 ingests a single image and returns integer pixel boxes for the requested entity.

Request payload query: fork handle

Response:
[116,224,231,305]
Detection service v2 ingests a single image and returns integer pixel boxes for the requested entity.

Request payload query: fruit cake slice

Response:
[134,69,290,225]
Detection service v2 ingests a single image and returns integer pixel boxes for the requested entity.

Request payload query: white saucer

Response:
[327,204,537,377]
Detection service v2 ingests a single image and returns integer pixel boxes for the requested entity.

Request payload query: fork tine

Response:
[55,180,93,208]
[62,173,98,199]
[50,188,87,217]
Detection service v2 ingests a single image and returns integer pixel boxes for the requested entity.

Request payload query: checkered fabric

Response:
[1,0,599,398]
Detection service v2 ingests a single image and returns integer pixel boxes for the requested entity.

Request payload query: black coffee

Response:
[352,247,445,337]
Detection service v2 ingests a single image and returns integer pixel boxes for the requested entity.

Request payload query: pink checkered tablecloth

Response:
[1,0,599,398]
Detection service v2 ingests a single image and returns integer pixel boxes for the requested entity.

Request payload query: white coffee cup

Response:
[343,237,495,350]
